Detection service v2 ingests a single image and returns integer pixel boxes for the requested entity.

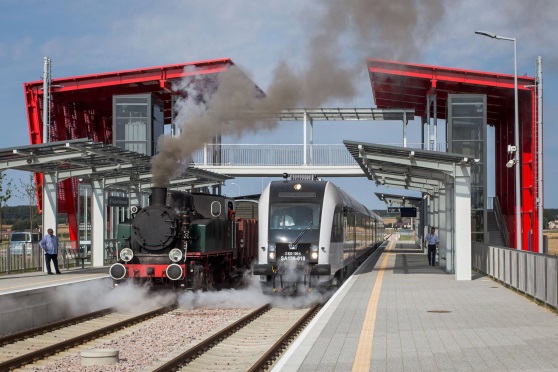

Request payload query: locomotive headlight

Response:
[169,248,183,262]
[268,243,276,262]
[120,248,134,262]
[310,245,319,260]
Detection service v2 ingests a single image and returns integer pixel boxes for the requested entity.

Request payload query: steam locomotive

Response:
[109,187,257,289]
[253,178,384,294]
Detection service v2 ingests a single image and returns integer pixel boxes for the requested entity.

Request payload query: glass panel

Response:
[269,203,321,230]
[452,141,483,157]
[113,95,151,155]
[472,233,484,243]
[471,210,484,233]
[471,187,485,210]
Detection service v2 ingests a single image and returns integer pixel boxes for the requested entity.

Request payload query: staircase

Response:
[487,210,506,246]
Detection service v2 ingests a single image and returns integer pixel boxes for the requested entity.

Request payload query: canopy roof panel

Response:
[0,139,230,191]
[344,140,472,192]
[367,58,535,123]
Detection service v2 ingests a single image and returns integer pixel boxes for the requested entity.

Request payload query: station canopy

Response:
[344,140,474,193]
[0,138,230,191]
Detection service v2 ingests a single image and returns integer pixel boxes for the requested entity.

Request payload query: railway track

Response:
[153,303,321,372]
[0,308,113,347]
[0,304,176,371]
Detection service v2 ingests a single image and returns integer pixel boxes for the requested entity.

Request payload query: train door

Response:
[343,209,356,269]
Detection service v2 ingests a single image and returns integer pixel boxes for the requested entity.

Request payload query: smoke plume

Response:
[152,0,446,185]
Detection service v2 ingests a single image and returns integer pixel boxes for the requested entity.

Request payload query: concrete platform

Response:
[0,267,111,336]
[274,240,558,371]
[0,266,109,296]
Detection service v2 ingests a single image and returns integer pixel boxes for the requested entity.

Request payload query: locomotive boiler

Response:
[110,187,258,289]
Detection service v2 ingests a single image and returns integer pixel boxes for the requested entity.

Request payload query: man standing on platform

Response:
[425,227,439,266]
[40,228,61,274]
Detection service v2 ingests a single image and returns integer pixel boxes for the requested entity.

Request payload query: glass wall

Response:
[113,95,164,156]
[447,95,487,243]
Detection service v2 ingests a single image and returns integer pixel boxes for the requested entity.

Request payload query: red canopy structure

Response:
[367,58,540,251]
[24,58,235,241]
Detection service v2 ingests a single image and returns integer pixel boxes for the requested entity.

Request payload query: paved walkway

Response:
[274,240,558,371]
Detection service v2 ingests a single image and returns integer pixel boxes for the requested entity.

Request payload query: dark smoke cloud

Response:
[152,0,446,185]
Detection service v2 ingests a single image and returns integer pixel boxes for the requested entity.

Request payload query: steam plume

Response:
[152,0,446,185]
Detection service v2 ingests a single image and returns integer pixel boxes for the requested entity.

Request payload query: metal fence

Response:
[473,242,558,309]
[0,239,119,274]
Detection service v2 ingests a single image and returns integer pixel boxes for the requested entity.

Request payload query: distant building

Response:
[548,221,558,229]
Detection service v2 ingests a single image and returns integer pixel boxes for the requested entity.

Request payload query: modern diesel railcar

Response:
[253,178,384,294]
[110,187,258,289]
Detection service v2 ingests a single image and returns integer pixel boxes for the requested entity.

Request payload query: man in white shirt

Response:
[39,228,61,274]
[425,227,439,266]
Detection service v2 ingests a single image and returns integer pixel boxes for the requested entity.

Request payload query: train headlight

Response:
[268,243,276,262]
[169,248,183,262]
[120,248,133,262]
[310,245,319,260]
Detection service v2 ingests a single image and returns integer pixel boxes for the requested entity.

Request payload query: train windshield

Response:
[269,203,320,230]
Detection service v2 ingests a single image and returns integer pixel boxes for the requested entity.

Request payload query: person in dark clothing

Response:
[40,228,61,274]
[425,227,439,266]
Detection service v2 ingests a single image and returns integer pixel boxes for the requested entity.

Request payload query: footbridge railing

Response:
[190,143,446,167]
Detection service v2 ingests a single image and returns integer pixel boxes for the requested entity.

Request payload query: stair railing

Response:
[493,196,509,247]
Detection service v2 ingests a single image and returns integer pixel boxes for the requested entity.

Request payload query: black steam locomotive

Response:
[109,187,258,289]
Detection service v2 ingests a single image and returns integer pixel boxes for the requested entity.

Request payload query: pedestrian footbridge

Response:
[190,143,444,177]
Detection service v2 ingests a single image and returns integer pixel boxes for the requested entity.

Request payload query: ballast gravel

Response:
[27,308,251,372]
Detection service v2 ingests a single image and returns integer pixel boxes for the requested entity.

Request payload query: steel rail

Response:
[248,303,321,371]
[0,304,177,371]
[152,303,271,372]
[0,308,113,346]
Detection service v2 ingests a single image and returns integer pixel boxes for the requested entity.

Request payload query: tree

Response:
[16,174,39,232]
[543,209,558,230]
[0,171,12,241]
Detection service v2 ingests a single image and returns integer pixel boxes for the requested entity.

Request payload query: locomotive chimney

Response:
[150,187,167,206]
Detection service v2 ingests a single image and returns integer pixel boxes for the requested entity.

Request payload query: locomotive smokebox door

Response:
[132,208,179,250]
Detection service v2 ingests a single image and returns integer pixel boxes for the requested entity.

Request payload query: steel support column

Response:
[91,179,105,267]
[454,167,472,280]
[42,172,58,273]
[438,186,447,269]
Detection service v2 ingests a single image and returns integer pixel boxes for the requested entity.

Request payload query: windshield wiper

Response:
[290,221,313,248]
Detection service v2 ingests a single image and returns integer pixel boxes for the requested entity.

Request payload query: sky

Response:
[0,0,557,210]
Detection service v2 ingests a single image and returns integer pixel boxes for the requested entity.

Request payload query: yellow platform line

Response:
[352,240,393,371]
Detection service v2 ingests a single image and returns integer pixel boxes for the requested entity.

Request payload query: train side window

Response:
[211,201,222,217]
